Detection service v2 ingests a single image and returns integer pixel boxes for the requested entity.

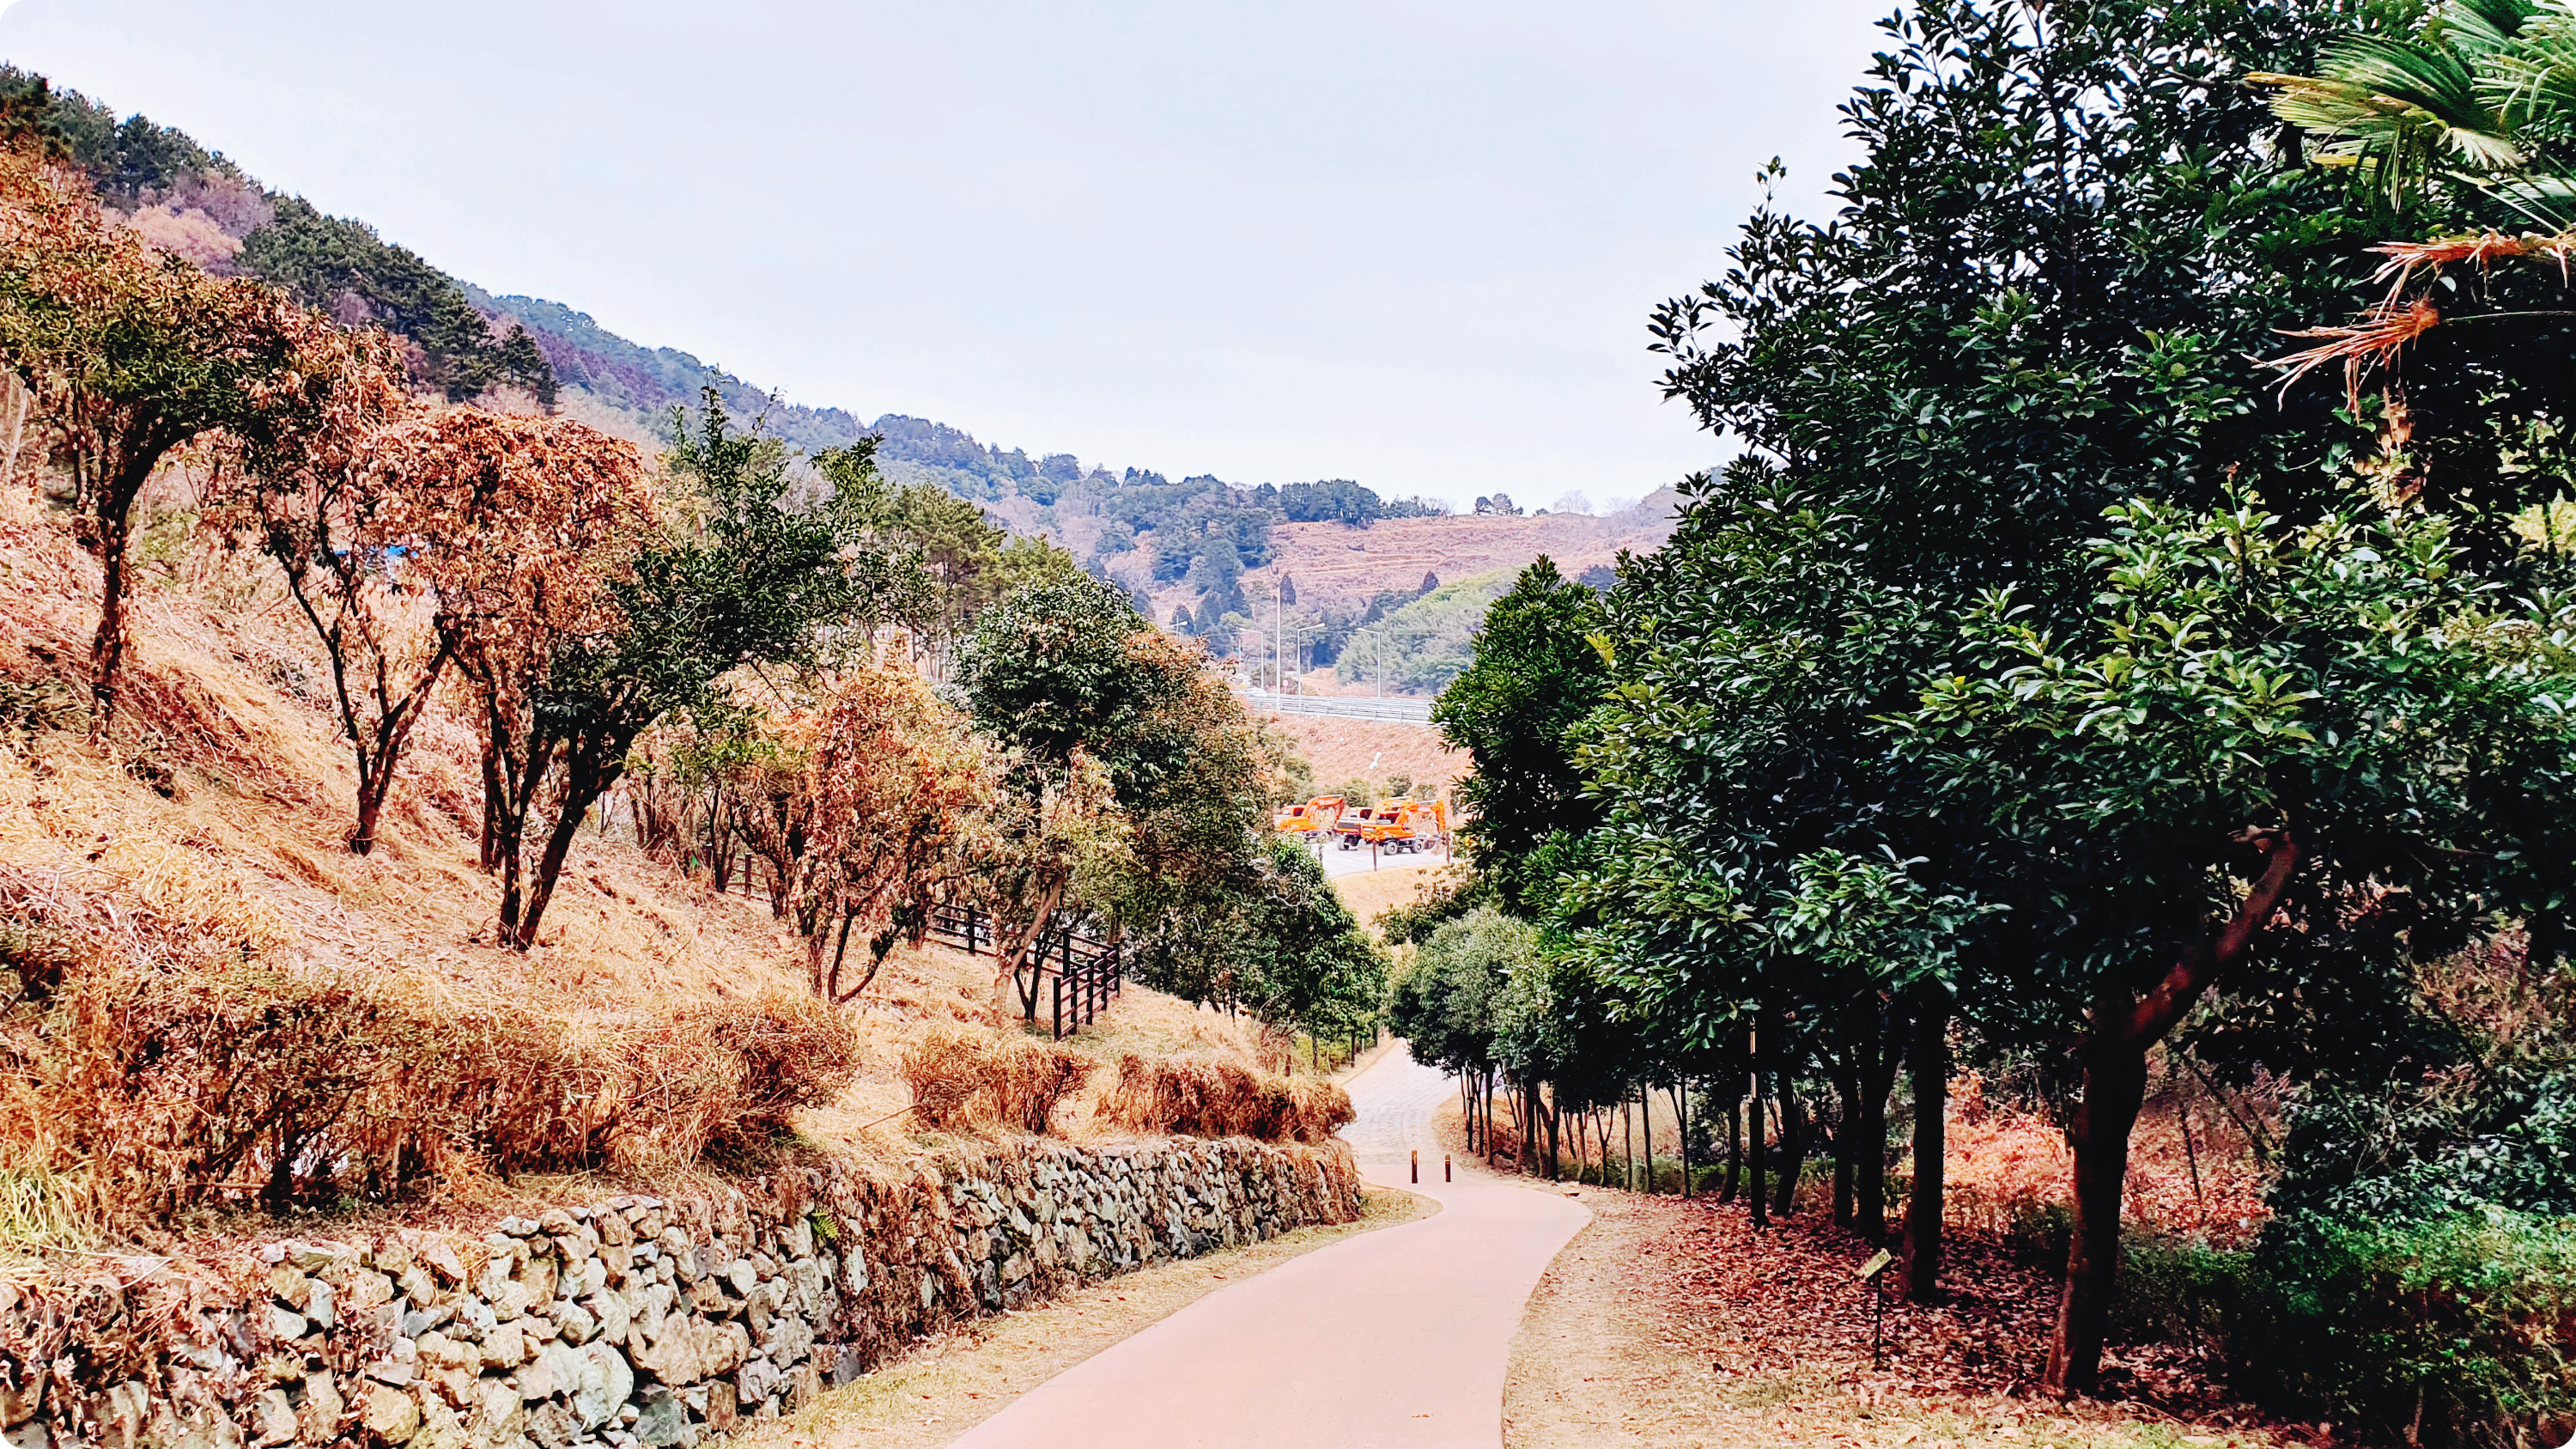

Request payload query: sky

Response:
[0,1,1886,509]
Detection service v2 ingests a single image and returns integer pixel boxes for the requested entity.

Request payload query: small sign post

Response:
[1856,1249,1895,1368]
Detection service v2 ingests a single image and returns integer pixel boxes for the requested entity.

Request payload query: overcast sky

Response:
[0,1,1883,508]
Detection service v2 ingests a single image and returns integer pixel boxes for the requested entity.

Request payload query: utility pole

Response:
[1273,578,1283,694]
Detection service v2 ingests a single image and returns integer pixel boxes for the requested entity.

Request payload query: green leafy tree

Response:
[1089,635,1291,1007]
[1899,484,2576,1391]
[503,393,876,948]
[813,443,1011,665]
[1390,905,1555,1161]
[1230,837,1389,1045]
[1432,557,1609,912]
[1572,0,2521,1385]
[954,571,1172,772]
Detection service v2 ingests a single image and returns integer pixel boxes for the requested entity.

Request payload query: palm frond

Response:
[2265,299,2445,406]
[2433,0,2540,57]
[2484,170,2576,228]
[2323,34,2500,135]
[2476,18,2576,126]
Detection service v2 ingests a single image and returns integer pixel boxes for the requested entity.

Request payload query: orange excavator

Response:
[1273,795,1346,838]
[1335,798,1447,855]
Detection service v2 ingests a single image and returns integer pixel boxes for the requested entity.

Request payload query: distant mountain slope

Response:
[467,290,871,455]
[3,64,1678,678]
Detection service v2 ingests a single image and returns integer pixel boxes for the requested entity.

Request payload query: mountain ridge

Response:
[1,63,1674,679]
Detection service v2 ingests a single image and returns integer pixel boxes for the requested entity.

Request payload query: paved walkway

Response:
[948,1047,1589,1448]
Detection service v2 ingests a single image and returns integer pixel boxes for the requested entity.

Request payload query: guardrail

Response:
[927,902,1121,1039]
[1239,691,1437,726]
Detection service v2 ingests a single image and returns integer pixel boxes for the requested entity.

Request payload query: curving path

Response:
[947,1046,1589,1448]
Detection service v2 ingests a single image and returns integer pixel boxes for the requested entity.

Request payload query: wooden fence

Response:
[927,901,1124,1039]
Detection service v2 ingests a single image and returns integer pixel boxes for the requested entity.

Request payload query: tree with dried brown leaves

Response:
[382,408,654,943]
[0,144,340,728]
[216,326,436,854]
[795,668,995,1002]
[959,749,1124,1018]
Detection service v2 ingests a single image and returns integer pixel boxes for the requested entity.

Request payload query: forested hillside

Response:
[0,65,1555,666]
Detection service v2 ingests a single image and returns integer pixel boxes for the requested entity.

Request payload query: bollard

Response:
[1411,1150,1419,1184]
[1444,1154,1452,1182]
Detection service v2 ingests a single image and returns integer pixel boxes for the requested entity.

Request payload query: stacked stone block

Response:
[0,1137,1361,1449]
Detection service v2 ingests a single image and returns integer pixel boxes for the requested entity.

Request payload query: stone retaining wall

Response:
[0,1137,1362,1449]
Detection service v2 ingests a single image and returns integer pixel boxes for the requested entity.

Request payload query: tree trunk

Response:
[1833,1055,1859,1227]
[88,502,135,729]
[488,720,554,937]
[1861,1004,1901,1242]
[86,453,162,733]
[1675,1081,1692,1196]
[1722,1096,1741,1202]
[1748,1068,1770,1230]
[1622,1094,1635,1191]
[1644,1081,1659,1190]
[1905,993,1949,1304]
[344,640,450,857]
[1,376,25,485]
[2047,1038,2148,1393]
[1773,1080,1801,1219]
[508,748,625,950]
[2045,834,2303,1395]
[994,880,1071,1017]
[480,748,505,871]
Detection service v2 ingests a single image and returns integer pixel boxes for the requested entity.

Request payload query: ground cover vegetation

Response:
[0,125,1392,1249]
[1394,2,2576,1442]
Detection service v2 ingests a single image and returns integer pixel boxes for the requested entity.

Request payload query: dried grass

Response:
[0,487,1340,1245]
[900,1026,1095,1135]
[1094,1054,1355,1143]
[0,953,860,1227]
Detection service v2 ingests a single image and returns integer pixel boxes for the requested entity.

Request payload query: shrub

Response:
[2240,1208,2576,1447]
[2002,1200,2074,1271]
[900,1026,1094,1135]
[0,957,860,1225]
[2112,1234,2246,1345]
[1095,1053,1354,1143]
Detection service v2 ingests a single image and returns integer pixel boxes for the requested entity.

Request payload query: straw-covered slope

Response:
[0,481,1293,1254]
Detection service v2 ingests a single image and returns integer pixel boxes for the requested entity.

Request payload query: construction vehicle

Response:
[1337,798,1448,855]
[1273,795,1345,838]
[1331,803,1393,850]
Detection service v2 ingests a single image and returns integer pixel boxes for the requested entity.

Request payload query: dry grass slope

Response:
[902,1026,1096,1134]
[0,484,1300,1249]
[1260,713,1468,800]
[1094,1055,1355,1144]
